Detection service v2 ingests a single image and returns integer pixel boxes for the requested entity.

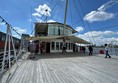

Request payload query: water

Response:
[93,48,118,56]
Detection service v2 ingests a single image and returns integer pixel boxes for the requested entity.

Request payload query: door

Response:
[46,42,50,53]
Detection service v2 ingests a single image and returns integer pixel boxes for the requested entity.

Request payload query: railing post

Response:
[8,24,11,74]
[10,26,18,67]
[2,24,9,73]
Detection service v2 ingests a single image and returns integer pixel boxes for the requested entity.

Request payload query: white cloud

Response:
[98,0,118,11]
[28,19,32,22]
[35,4,51,16]
[13,34,21,39]
[32,13,41,17]
[47,19,56,22]
[12,27,28,39]
[35,19,56,23]
[0,23,6,26]
[14,27,27,34]
[84,0,118,22]
[32,4,51,22]
[75,26,84,32]
[84,11,114,22]
[36,18,43,22]
[74,30,118,45]
[83,31,118,37]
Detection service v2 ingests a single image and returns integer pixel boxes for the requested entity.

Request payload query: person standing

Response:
[104,44,111,58]
[29,42,36,59]
[88,46,93,55]
[35,42,39,54]
[40,43,43,54]
[82,47,86,53]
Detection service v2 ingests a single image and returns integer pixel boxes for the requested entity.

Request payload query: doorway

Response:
[46,42,50,53]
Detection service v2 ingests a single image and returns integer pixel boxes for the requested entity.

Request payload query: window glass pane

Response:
[55,26,58,36]
[56,42,59,50]
[71,43,73,50]
[60,42,63,50]
[58,27,60,36]
[60,27,63,36]
[48,25,55,36]
[65,43,68,50]
[69,43,71,50]
[51,42,55,50]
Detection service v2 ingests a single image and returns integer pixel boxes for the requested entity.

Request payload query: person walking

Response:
[82,47,86,53]
[104,44,111,58]
[62,43,67,54]
[88,46,93,55]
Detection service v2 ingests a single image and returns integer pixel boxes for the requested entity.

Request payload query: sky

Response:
[0,0,118,46]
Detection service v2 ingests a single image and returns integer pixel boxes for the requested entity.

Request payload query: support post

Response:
[2,24,18,74]
[8,25,11,74]
[2,25,9,72]
[10,26,18,67]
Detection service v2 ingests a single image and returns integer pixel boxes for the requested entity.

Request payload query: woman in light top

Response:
[104,44,111,58]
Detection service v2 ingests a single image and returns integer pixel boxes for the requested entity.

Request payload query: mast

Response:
[63,0,68,41]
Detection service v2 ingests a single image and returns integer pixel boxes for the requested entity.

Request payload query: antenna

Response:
[45,9,48,23]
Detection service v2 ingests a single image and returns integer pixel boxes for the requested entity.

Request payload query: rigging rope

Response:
[69,0,73,27]
[84,0,118,19]
[30,0,60,36]
[78,0,96,45]
[0,16,22,37]
[94,24,118,31]
[73,0,92,44]
[48,0,62,21]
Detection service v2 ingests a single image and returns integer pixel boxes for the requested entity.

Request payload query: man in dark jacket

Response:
[88,46,93,55]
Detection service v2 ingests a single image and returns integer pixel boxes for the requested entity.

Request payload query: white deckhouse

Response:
[27,22,89,53]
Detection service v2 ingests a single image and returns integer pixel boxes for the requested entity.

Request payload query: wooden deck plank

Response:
[1,52,118,83]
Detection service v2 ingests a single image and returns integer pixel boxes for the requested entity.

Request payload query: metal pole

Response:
[2,25,9,72]
[10,26,18,67]
[63,0,68,36]
[8,25,11,74]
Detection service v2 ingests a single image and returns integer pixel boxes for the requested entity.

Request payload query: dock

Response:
[1,52,118,83]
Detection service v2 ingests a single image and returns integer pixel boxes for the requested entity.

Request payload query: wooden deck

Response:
[1,52,118,83]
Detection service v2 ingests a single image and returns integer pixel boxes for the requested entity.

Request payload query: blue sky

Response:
[0,0,118,45]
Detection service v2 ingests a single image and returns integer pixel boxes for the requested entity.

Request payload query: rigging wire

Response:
[55,1,65,22]
[78,0,96,45]
[29,0,55,36]
[84,0,118,19]
[94,24,118,31]
[48,0,61,21]
[73,0,92,43]
[0,16,22,37]
[69,0,73,28]
[78,0,118,50]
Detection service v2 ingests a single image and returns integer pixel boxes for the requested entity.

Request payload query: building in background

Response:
[29,22,90,53]
[0,31,20,51]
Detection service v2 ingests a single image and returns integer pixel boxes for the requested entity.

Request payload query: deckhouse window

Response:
[56,42,59,50]
[51,42,55,50]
